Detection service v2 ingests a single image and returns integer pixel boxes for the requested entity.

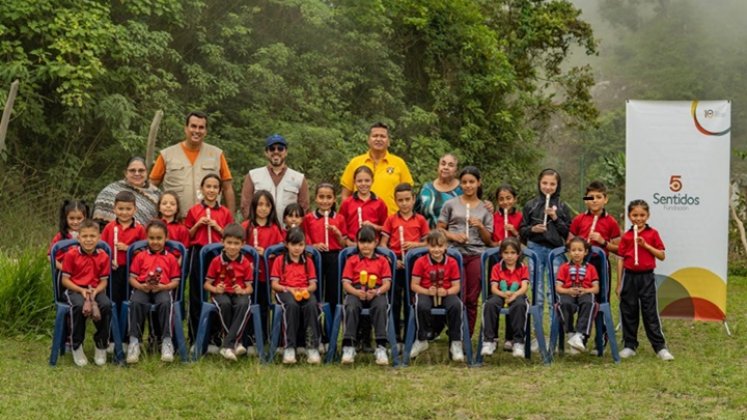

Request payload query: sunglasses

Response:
[267,145,286,152]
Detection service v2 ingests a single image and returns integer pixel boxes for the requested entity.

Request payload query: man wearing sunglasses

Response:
[240,134,309,226]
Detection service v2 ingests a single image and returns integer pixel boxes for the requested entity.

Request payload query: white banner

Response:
[625,100,730,321]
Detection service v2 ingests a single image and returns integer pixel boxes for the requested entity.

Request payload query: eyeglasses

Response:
[267,145,286,152]
[127,168,147,174]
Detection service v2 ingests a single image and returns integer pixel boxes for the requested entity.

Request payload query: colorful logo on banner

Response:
[691,100,731,136]
[655,268,727,321]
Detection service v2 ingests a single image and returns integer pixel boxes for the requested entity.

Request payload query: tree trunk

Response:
[0,79,20,162]
[145,110,164,169]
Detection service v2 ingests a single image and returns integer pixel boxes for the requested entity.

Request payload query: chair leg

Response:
[250,304,265,363]
[192,305,215,361]
[49,307,69,366]
[324,304,343,364]
[322,304,333,341]
[530,305,550,364]
[110,308,124,364]
[268,304,284,363]
[402,308,417,366]
[172,303,189,362]
[594,315,605,356]
[600,303,620,363]
[386,311,400,367]
[461,306,473,367]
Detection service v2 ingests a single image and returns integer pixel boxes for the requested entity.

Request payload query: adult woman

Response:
[416,153,462,228]
[437,166,493,338]
[93,157,161,226]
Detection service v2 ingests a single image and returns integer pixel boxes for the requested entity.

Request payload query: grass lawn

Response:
[1,277,746,419]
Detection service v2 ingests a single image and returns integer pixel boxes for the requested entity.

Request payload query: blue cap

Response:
[265,134,287,148]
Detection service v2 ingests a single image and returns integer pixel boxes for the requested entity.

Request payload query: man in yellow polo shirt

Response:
[340,122,414,214]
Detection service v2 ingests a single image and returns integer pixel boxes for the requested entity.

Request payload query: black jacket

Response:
[519,180,570,248]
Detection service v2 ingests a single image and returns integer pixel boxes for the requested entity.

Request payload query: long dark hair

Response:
[58,200,90,238]
[247,190,280,232]
[459,166,483,199]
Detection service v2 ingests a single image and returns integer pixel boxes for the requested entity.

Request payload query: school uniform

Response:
[270,254,320,349]
[101,220,146,306]
[341,254,392,345]
[491,209,523,243]
[61,247,112,350]
[128,249,181,341]
[163,219,190,256]
[617,225,668,353]
[205,252,254,349]
[482,263,529,343]
[411,254,463,342]
[555,262,599,337]
[303,210,347,307]
[338,192,388,241]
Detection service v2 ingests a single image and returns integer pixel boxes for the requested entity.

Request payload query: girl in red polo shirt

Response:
[339,166,387,246]
[185,174,234,344]
[491,184,523,246]
[616,200,672,361]
[554,236,599,355]
[283,203,305,231]
[480,237,530,358]
[158,191,190,257]
[49,199,90,271]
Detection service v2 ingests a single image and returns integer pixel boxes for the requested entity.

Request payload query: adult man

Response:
[149,112,236,216]
[240,134,309,226]
[340,122,413,214]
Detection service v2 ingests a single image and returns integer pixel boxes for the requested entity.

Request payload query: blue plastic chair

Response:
[474,247,550,365]
[265,244,330,363]
[326,246,400,366]
[547,246,620,363]
[119,240,189,362]
[49,239,124,366]
[401,247,473,367]
[192,244,264,361]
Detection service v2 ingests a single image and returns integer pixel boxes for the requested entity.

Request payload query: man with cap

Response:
[241,134,310,226]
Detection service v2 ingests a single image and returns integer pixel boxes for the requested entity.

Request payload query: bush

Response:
[0,249,53,337]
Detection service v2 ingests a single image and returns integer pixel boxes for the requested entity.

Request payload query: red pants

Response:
[461,254,482,337]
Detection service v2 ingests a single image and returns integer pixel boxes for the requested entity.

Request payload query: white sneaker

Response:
[161,341,175,363]
[307,348,321,364]
[512,342,525,358]
[450,341,465,362]
[341,346,356,364]
[567,333,586,352]
[374,346,389,365]
[94,347,107,366]
[220,347,237,361]
[126,342,140,364]
[657,348,674,361]
[207,344,220,355]
[234,344,247,356]
[410,340,429,359]
[246,346,257,356]
[106,342,115,354]
[72,345,88,367]
[566,346,580,356]
[503,340,513,352]
[282,348,297,364]
[297,347,307,356]
[481,341,496,356]
[619,347,637,359]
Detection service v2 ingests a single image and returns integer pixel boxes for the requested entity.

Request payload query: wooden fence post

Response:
[145,110,164,169]
[0,79,20,162]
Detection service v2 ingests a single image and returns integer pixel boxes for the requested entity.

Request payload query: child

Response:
[185,174,234,344]
[270,228,321,364]
[60,220,113,366]
[339,166,388,246]
[519,168,571,312]
[616,200,673,361]
[49,200,90,271]
[159,191,190,254]
[408,231,464,362]
[340,226,393,365]
[380,183,429,343]
[101,191,146,307]
[204,223,254,361]
[283,203,305,231]
[480,237,530,358]
[491,184,522,246]
[126,220,181,363]
[555,236,599,354]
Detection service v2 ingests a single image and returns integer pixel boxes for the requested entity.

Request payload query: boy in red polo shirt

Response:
[101,191,146,308]
[616,200,673,361]
[555,237,599,354]
[204,223,254,361]
[270,227,321,364]
[126,220,182,364]
[380,183,429,344]
[61,220,113,367]
[480,237,531,358]
[569,181,621,276]
[408,231,464,361]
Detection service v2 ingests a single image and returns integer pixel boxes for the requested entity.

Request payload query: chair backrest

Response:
[337,246,398,302]
[547,245,609,305]
[199,243,261,304]
[125,240,189,302]
[50,240,112,303]
[403,246,465,302]
[264,244,324,302]
[480,247,539,304]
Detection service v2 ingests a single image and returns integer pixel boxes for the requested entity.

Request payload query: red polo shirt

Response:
[618,225,665,271]
[185,202,234,246]
[556,262,599,289]
[490,263,530,289]
[339,192,388,240]
[382,212,430,257]
[61,246,111,288]
[101,220,146,266]
[129,249,181,285]
[341,253,392,288]
[49,232,75,262]
[164,219,190,253]
[303,210,348,251]
[411,254,460,289]
[241,221,284,282]
[205,252,254,294]
[491,209,523,243]
[569,210,621,252]
[270,254,317,289]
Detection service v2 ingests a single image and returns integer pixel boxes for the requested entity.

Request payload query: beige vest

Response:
[249,166,304,228]
[160,142,223,217]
